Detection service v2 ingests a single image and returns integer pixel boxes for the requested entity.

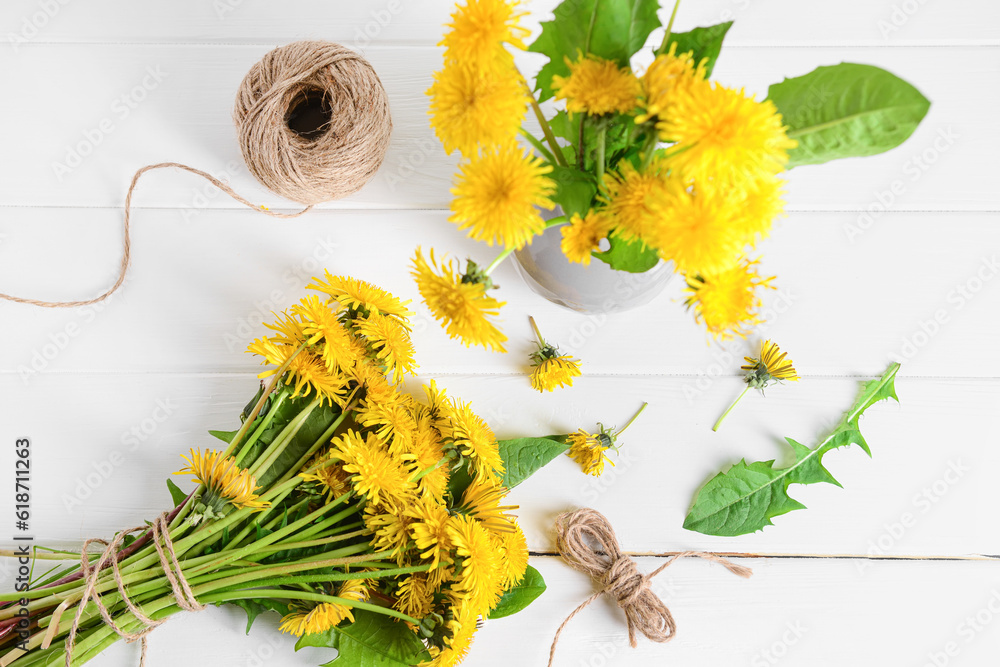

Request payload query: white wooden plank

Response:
[1,0,997,46]
[1,373,996,557]
[1,209,997,378]
[0,554,996,666]
[0,45,994,211]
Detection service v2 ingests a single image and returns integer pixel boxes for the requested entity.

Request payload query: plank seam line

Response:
[0,370,996,381]
[1,41,998,49]
[1,205,998,215]
[527,551,999,562]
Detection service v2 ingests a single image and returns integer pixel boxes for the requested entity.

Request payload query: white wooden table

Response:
[1,1,998,665]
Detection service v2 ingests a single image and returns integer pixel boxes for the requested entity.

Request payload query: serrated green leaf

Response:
[659,21,733,77]
[208,428,238,444]
[684,363,900,536]
[528,0,661,100]
[488,565,547,619]
[226,598,290,634]
[498,437,570,490]
[252,397,342,488]
[549,165,597,217]
[593,232,660,273]
[165,478,188,507]
[767,63,930,168]
[295,610,430,667]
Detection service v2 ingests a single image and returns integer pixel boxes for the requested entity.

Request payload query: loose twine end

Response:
[547,508,752,667]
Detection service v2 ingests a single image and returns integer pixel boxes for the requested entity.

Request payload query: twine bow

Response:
[38,512,205,667]
[547,508,753,666]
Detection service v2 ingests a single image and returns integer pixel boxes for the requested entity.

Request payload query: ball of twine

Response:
[234,40,392,205]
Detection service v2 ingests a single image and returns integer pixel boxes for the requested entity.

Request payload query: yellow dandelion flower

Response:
[285,350,349,406]
[349,361,399,409]
[429,596,479,667]
[490,521,528,589]
[441,0,529,71]
[735,174,787,244]
[175,448,269,515]
[553,56,641,116]
[396,574,434,619]
[428,60,527,157]
[278,580,367,637]
[441,399,504,484]
[450,144,555,249]
[600,161,670,245]
[299,453,351,500]
[264,311,309,346]
[365,507,411,564]
[459,480,517,534]
[292,295,360,374]
[662,81,797,188]
[330,430,416,510]
[357,398,417,453]
[645,178,748,276]
[406,498,453,569]
[356,311,417,384]
[411,248,508,353]
[307,271,413,322]
[246,337,297,373]
[635,45,707,129]
[423,379,450,415]
[743,340,799,386]
[527,316,581,392]
[566,429,616,477]
[684,258,775,340]
[447,515,504,613]
[530,355,582,392]
[560,211,612,265]
[407,414,450,502]
[714,340,799,431]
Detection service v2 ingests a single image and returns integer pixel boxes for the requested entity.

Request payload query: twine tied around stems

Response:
[38,512,204,667]
[547,509,753,667]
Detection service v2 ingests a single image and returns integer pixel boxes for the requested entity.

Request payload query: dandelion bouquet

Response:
[418,0,930,346]
[0,276,631,667]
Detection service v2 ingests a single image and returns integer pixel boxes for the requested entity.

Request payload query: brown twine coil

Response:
[1,41,391,309]
[35,513,203,667]
[234,40,392,205]
[547,508,753,667]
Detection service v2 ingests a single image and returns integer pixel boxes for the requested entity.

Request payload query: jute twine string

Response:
[39,513,204,667]
[2,40,391,309]
[234,40,392,205]
[547,509,753,667]
[0,162,312,308]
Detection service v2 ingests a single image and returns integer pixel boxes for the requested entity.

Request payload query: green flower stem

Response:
[640,130,660,171]
[595,124,607,184]
[249,530,369,556]
[232,389,289,466]
[483,248,514,276]
[528,316,546,348]
[247,397,321,478]
[519,128,557,165]
[272,399,357,487]
[616,402,649,436]
[221,342,308,461]
[577,115,586,169]
[209,590,421,625]
[713,385,750,432]
[229,563,432,590]
[658,0,683,53]
[516,68,566,168]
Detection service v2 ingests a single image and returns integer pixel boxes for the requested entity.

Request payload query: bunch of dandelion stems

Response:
[0,367,425,667]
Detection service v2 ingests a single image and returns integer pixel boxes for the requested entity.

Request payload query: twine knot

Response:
[547,508,753,667]
[38,512,205,667]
